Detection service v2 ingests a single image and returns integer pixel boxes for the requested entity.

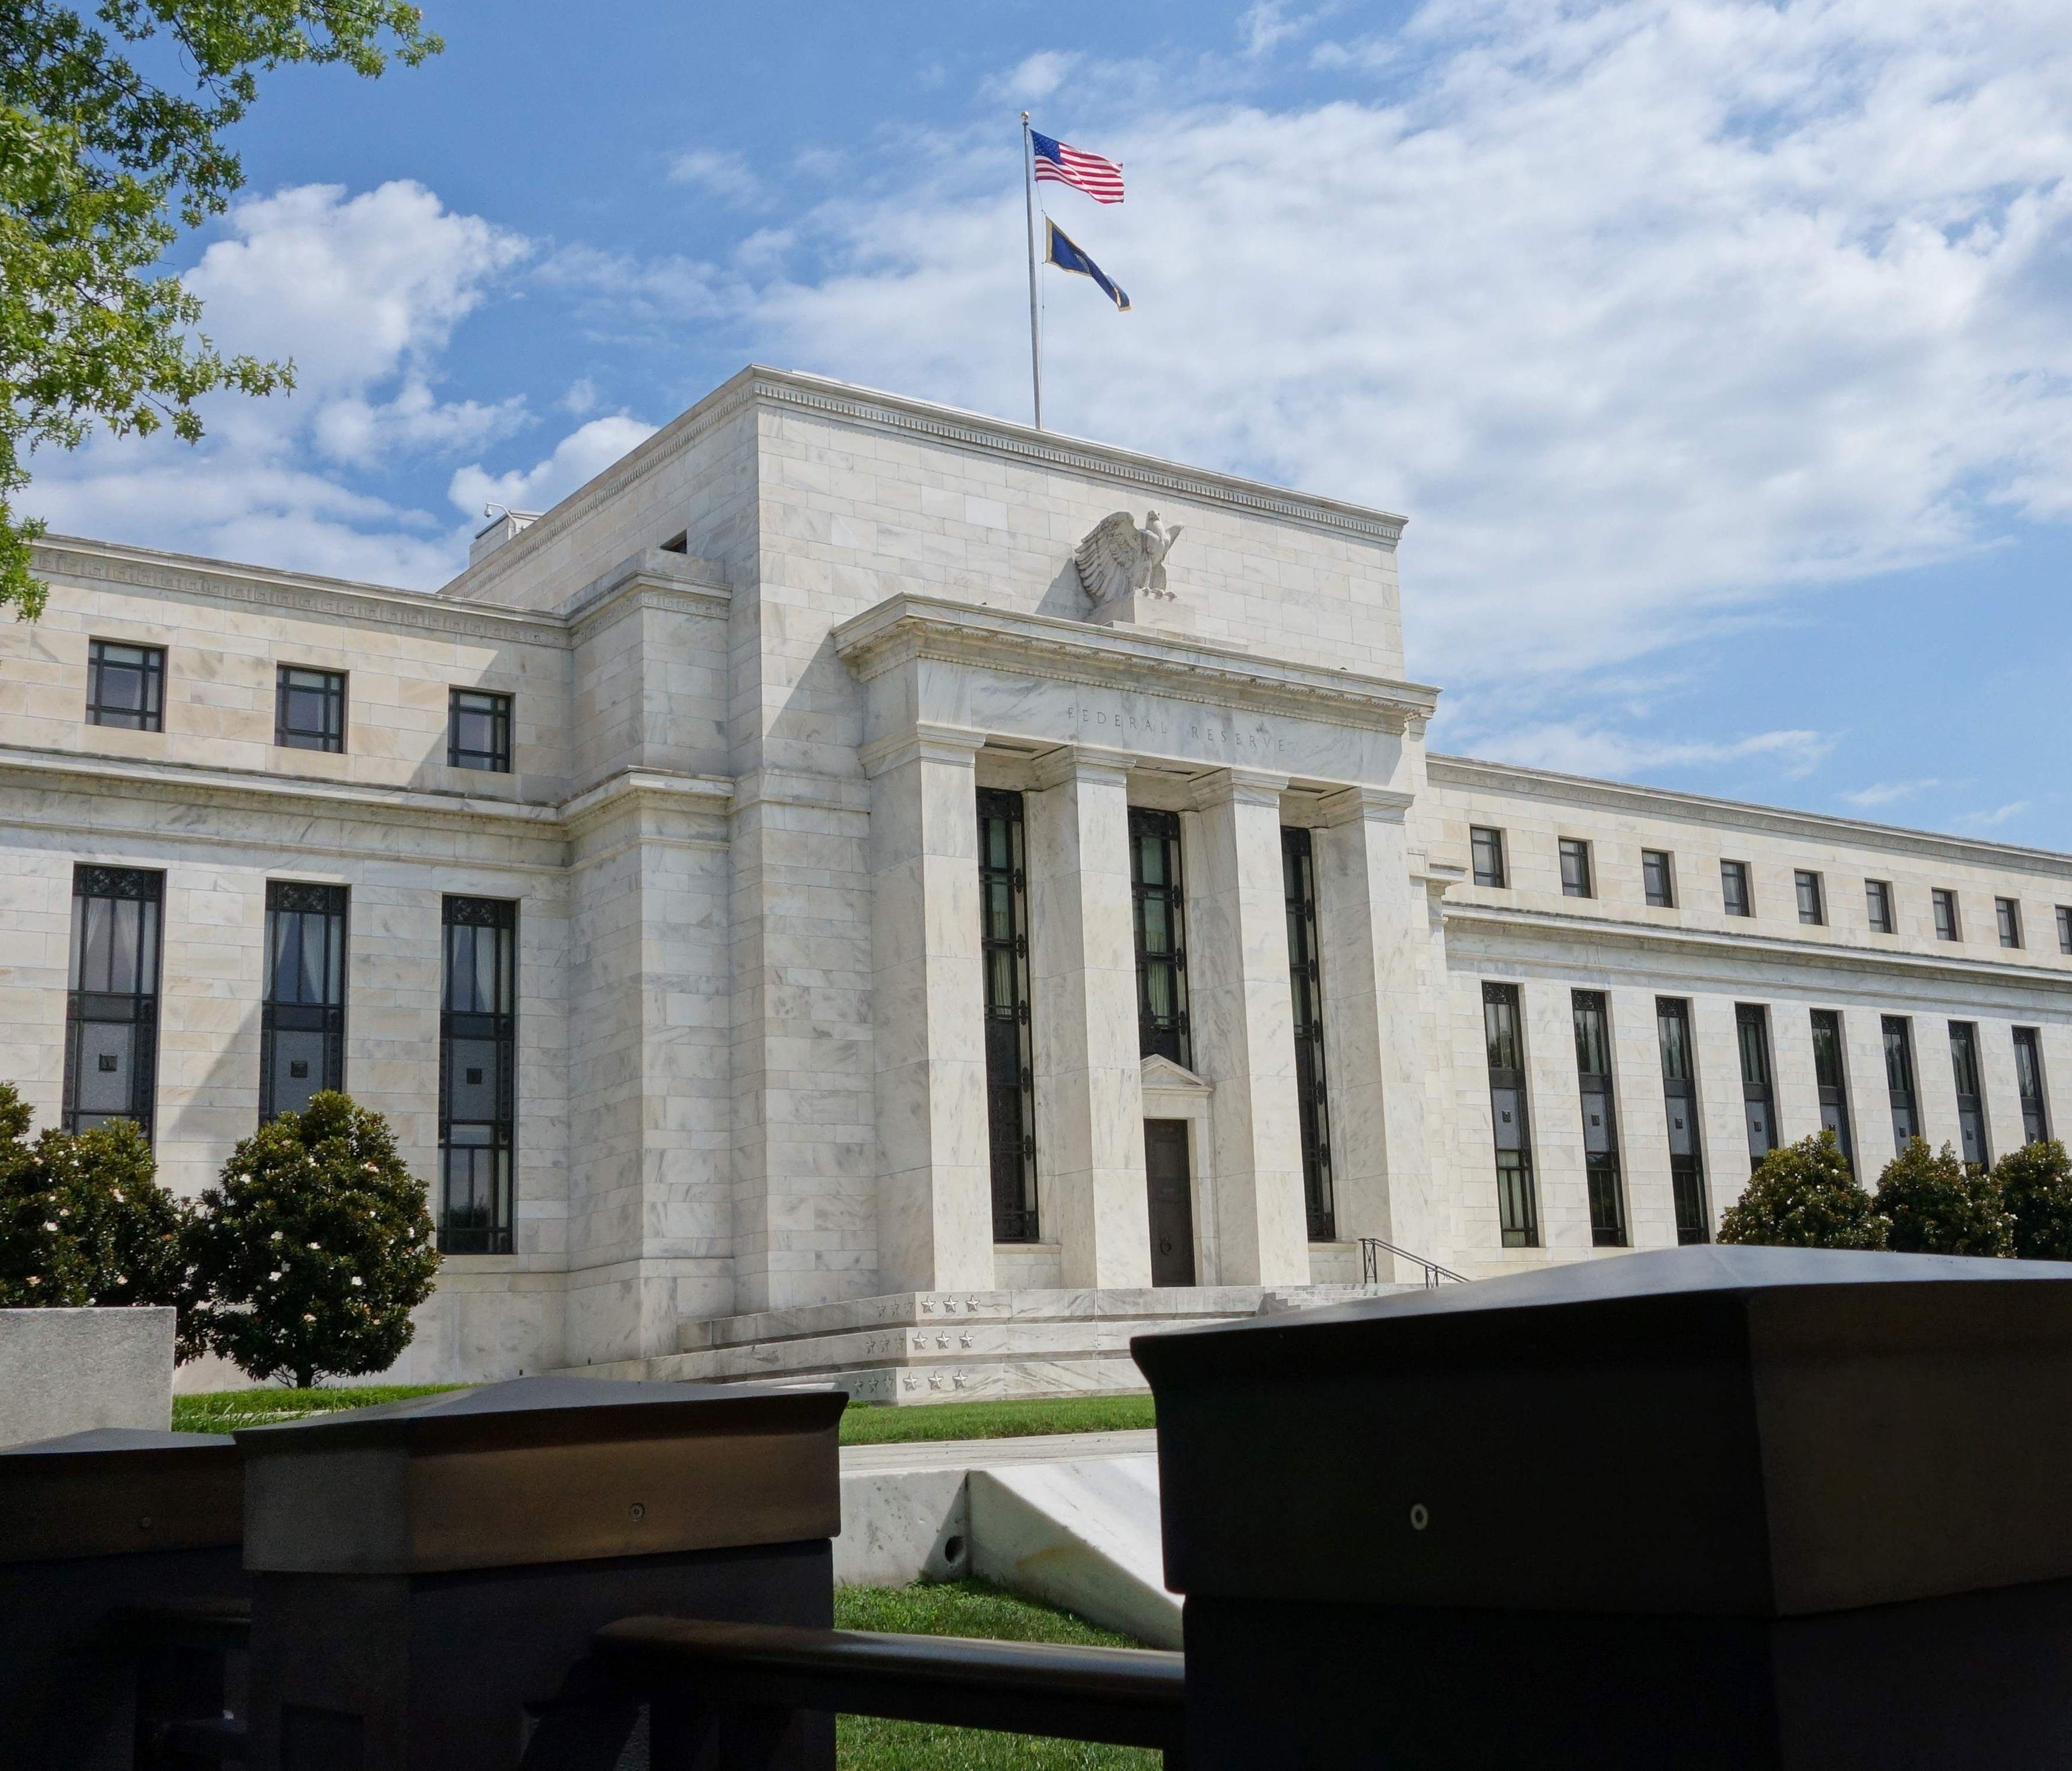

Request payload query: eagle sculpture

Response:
[1075,510,1184,607]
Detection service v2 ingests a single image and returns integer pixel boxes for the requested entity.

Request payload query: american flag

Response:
[1031,130,1125,204]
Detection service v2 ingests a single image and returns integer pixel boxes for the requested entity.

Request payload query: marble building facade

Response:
[4,366,2070,1395]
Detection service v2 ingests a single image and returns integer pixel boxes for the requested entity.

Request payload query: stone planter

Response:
[0,1306,174,1447]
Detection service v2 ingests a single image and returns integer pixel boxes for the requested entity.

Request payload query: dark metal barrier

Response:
[595,1614,1186,1765]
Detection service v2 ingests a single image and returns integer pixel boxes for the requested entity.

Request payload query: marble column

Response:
[1026,748,1152,1290]
[1188,769,1310,1286]
[866,729,994,1295]
[1312,785,1433,1270]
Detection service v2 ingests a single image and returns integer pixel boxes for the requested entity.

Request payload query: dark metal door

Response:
[1144,1119,1196,1287]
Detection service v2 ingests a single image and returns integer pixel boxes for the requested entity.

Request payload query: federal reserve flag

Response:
[1045,220,1131,312]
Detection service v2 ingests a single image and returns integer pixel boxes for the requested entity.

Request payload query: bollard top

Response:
[239,1376,846,1575]
[1135,1245,2072,1619]
[0,1426,241,1561]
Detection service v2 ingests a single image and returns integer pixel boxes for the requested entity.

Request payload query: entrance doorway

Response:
[1143,1119,1196,1286]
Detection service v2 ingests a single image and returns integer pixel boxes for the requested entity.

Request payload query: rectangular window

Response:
[1483,983,1537,1248]
[978,791,1037,1243]
[1572,990,1625,1248]
[1559,838,1593,898]
[1736,1004,1778,1172]
[85,640,165,732]
[1721,860,1752,917]
[1867,880,1895,934]
[1809,1009,1854,1170]
[1470,825,1507,888]
[1641,850,1675,908]
[276,666,346,753]
[260,883,347,1122]
[1884,1016,1920,1149]
[439,897,516,1255]
[1931,888,1960,942]
[63,866,164,1139]
[2059,906,2072,955]
[1997,897,2023,949]
[447,689,512,772]
[1284,829,1335,1241]
[1656,998,1708,1244]
[1795,871,1825,926]
[2015,1027,2050,1145]
[1130,809,1189,1067]
[1950,1022,1989,1168]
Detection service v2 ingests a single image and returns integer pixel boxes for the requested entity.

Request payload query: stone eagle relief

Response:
[1075,510,1185,608]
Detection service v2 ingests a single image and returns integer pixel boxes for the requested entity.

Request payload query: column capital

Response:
[1317,783,1418,827]
[1030,742,1136,792]
[1189,767,1291,811]
[858,722,987,778]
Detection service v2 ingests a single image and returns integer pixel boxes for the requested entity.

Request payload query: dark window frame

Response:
[1736,1004,1778,1172]
[1641,849,1675,908]
[447,688,513,773]
[1721,860,1752,918]
[2015,1026,2051,1145]
[1572,990,1626,1248]
[1884,1015,1921,1149]
[1950,1020,1990,1168]
[439,896,517,1255]
[1809,1009,1854,1170]
[62,865,164,1140]
[1795,870,1825,926]
[978,790,1038,1243]
[1284,828,1335,1241]
[1866,880,1895,935]
[276,665,347,753]
[1483,981,1538,1248]
[1469,825,1507,888]
[1129,808,1190,1068]
[2058,906,2072,956]
[1931,888,1960,943]
[259,882,347,1122]
[1997,897,2023,950]
[1656,997,1708,1243]
[85,639,166,732]
[1558,837,1594,899]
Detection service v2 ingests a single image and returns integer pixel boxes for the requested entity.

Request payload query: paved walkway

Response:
[840,1428,1158,1475]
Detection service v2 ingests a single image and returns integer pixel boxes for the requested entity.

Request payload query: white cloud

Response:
[1955,800,2031,830]
[987,51,1079,104]
[1840,778,1941,808]
[448,416,659,520]
[668,148,765,205]
[1447,722,1833,783]
[561,378,601,416]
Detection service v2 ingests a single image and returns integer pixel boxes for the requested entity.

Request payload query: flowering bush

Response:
[185,1092,439,1388]
[1718,1131,1889,1250]
[0,1081,190,1317]
[1995,1140,2072,1262]
[1874,1138,2013,1258]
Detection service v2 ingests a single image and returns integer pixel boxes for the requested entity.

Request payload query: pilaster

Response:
[1187,768,1309,1286]
[1026,747,1151,1289]
[864,728,994,1295]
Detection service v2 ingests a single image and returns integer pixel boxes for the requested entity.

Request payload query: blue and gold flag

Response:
[1045,220,1130,312]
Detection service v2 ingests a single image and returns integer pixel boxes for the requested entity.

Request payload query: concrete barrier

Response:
[0,1307,174,1447]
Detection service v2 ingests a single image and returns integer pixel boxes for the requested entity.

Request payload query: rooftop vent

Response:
[469,505,542,567]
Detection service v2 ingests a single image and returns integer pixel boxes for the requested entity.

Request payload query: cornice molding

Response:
[1444,900,2072,991]
[561,548,731,644]
[834,593,1440,735]
[558,768,733,840]
[33,535,569,650]
[1429,753,2072,877]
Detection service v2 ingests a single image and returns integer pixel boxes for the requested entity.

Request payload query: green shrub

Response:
[185,1093,439,1389]
[1994,1140,2072,1261]
[1718,1132,1888,1250]
[1874,1139,2013,1257]
[0,1082,190,1315]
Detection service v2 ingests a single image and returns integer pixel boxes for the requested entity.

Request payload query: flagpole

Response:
[1021,111,1043,431]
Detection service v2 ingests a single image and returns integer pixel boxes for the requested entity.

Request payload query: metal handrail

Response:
[1358,1236,1470,1288]
[595,1614,1187,1757]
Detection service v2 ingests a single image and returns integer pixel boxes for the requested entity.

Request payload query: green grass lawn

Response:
[833,1581,1165,1770]
[174,1386,1155,1441]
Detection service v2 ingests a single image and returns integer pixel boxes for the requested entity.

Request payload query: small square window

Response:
[1997,897,2023,950]
[2058,906,2072,955]
[449,689,513,773]
[1720,860,1752,917]
[1867,880,1894,934]
[97,1053,118,1073]
[1559,838,1593,899]
[86,640,165,731]
[1932,888,1960,942]
[1470,826,1507,888]
[276,666,346,752]
[1795,870,1825,926]
[1642,850,1675,908]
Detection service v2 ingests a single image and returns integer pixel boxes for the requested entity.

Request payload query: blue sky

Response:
[24,0,2072,847]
